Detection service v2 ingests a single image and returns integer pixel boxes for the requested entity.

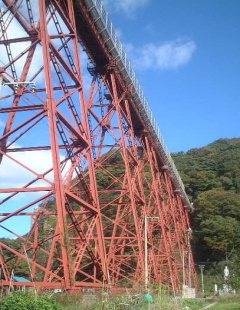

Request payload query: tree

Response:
[193,189,240,263]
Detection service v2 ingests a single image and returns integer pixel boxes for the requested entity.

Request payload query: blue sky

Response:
[103,0,240,152]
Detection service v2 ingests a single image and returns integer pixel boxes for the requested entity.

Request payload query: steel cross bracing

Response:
[0,0,198,292]
[83,0,190,207]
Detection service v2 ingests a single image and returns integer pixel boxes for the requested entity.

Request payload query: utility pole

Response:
[144,216,160,290]
[187,228,192,287]
[183,250,188,287]
[199,264,205,293]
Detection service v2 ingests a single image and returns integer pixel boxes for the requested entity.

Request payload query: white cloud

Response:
[0,119,4,127]
[0,11,44,84]
[131,39,196,71]
[103,0,150,17]
[0,149,54,189]
[0,146,71,190]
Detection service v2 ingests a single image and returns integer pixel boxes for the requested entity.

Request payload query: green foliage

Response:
[56,288,185,310]
[201,216,239,251]
[194,189,240,221]
[211,294,240,310]
[55,292,83,310]
[173,138,240,289]
[183,298,211,309]
[0,292,63,310]
[193,189,240,262]
[54,292,240,310]
[172,138,240,199]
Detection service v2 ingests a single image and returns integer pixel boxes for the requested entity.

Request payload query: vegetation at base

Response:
[212,305,240,310]
[182,298,211,310]
[47,291,240,310]
[55,290,184,310]
[183,294,240,310]
[0,290,239,310]
[210,294,240,310]
[0,292,63,310]
[172,138,240,290]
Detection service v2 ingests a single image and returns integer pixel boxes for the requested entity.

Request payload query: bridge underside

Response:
[0,0,197,292]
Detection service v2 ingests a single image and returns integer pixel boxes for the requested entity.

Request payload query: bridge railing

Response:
[84,0,191,207]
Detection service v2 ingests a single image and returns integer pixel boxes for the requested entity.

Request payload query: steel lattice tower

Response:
[0,0,198,292]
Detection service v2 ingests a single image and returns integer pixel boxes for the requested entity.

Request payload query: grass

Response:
[55,289,184,309]
[13,290,238,310]
[210,294,240,310]
[212,304,240,310]
[183,298,212,310]
[0,291,239,310]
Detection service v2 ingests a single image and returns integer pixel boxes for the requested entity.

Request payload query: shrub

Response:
[0,292,63,310]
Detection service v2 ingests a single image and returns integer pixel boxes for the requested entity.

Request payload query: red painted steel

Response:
[0,0,198,292]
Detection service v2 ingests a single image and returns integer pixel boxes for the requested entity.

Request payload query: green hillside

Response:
[172,138,240,289]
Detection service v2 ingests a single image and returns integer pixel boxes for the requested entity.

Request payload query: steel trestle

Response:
[0,0,198,292]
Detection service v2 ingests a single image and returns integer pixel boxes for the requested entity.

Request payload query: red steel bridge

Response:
[0,0,198,293]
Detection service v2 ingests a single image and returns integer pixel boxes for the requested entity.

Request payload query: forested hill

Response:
[172,138,240,285]
[172,138,240,200]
